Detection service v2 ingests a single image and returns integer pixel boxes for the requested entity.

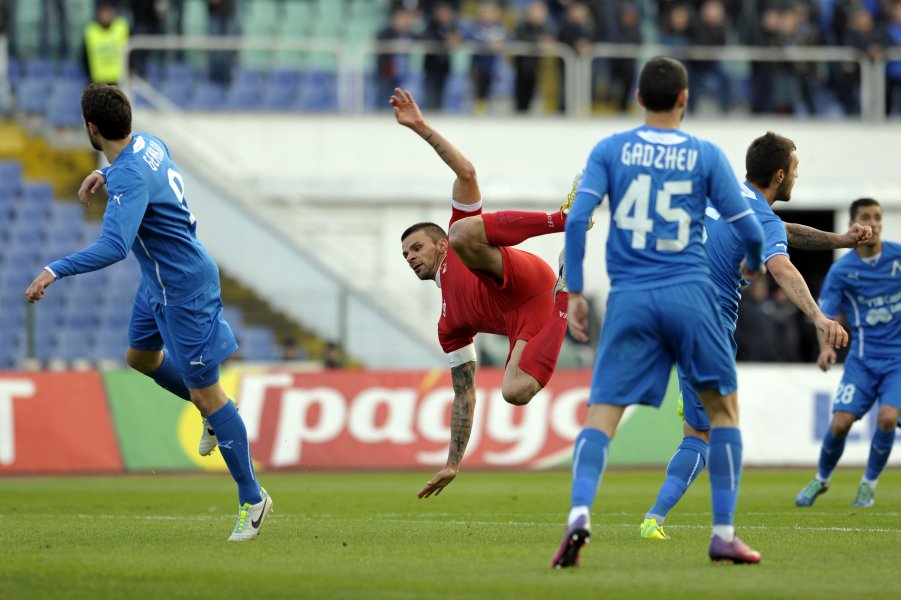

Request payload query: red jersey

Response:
[437,203,557,355]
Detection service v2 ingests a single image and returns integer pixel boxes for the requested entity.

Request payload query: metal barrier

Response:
[122,35,892,120]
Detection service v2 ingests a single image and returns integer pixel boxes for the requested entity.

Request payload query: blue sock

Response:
[206,401,262,505]
[145,351,191,402]
[709,427,742,526]
[865,428,896,481]
[817,430,847,481]
[647,435,708,521]
[570,428,610,508]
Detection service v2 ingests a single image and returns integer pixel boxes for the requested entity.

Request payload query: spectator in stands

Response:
[734,278,778,361]
[131,0,166,78]
[556,1,594,112]
[749,5,793,114]
[168,0,186,62]
[784,1,822,115]
[421,2,461,111]
[323,341,343,369]
[39,0,69,60]
[376,8,417,110]
[513,1,554,113]
[658,2,692,48]
[882,0,901,115]
[768,287,803,362]
[465,1,507,115]
[82,3,129,85]
[606,1,642,113]
[207,0,239,85]
[1,0,18,60]
[688,0,733,114]
[835,6,882,115]
[280,337,308,361]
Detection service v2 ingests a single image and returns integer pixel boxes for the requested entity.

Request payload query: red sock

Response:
[519,291,568,387]
[482,210,565,247]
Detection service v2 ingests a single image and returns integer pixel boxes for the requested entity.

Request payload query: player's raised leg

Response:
[125,290,218,456]
[797,411,855,506]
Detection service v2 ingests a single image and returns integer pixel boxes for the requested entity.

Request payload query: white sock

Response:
[862,477,878,487]
[816,474,830,485]
[568,506,591,529]
[712,525,735,542]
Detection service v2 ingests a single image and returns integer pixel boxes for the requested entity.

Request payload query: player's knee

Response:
[876,412,900,431]
[501,379,537,406]
[126,348,160,373]
[830,414,855,437]
[448,217,483,255]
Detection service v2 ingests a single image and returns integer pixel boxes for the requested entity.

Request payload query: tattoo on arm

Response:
[785,223,836,251]
[423,131,453,167]
[788,272,821,320]
[448,361,476,468]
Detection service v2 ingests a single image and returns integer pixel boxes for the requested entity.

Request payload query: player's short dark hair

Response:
[850,198,880,221]
[745,132,796,188]
[81,82,132,140]
[638,57,688,112]
[401,222,447,242]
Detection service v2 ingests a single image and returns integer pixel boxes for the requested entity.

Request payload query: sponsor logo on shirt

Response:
[865,308,893,326]
[847,272,859,280]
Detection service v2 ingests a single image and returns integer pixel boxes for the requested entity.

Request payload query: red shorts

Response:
[472,246,556,359]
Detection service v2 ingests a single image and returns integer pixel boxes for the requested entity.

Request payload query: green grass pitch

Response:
[1,468,898,599]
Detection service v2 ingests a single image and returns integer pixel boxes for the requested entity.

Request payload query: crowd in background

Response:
[2,0,901,114]
[379,0,901,115]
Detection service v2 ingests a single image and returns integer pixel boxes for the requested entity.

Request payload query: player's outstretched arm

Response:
[390,88,480,205]
[418,360,476,499]
[766,255,848,349]
[784,222,873,250]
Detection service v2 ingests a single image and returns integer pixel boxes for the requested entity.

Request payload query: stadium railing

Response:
[123,35,894,120]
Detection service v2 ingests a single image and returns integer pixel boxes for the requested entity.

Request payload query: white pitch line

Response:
[44,514,901,534]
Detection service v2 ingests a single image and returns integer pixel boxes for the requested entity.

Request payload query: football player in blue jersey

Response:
[639,132,866,541]
[24,83,271,541]
[551,57,767,568]
[796,198,901,508]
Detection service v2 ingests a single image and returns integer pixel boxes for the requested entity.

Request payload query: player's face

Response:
[401,231,446,281]
[852,205,882,247]
[85,123,103,151]
[775,151,799,202]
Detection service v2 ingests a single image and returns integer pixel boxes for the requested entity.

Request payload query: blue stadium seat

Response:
[8,225,44,247]
[296,70,339,111]
[223,83,261,110]
[49,201,85,227]
[25,58,54,79]
[0,161,23,190]
[21,182,54,206]
[260,81,296,110]
[221,305,244,330]
[163,61,195,83]
[269,69,301,88]
[232,68,265,88]
[189,82,225,110]
[159,80,191,108]
[239,326,278,360]
[58,61,88,86]
[53,330,94,362]
[45,84,86,128]
[91,330,128,362]
[16,78,52,114]
[7,58,22,91]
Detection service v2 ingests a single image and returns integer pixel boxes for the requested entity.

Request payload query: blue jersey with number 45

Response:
[565,126,755,292]
[48,133,219,307]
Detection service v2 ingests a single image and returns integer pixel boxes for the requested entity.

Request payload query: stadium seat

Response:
[239,326,278,360]
[91,330,128,362]
[45,82,87,128]
[53,329,95,362]
[15,78,52,114]
[7,225,44,247]
[58,61,88,85]
[0,161,24,190]
[260,80,297,110]
[21,182,54,206]
[189,82,226,110]
[159,80,191,108]
[223,82,261,110]
[49,202,86,229]
[24,58,54,79]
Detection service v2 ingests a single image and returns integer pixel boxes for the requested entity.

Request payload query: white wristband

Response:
[447,343,477,368]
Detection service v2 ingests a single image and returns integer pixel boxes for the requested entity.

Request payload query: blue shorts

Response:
[677,330,738,432]
[128,281,238,388]
[588,281,737,408]
[831,353,901,419]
